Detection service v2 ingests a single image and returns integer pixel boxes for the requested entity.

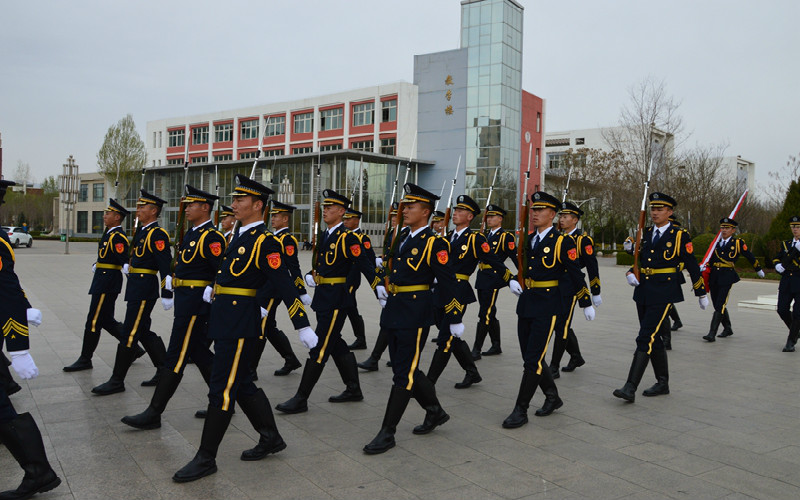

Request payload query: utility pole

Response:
[60,155,79,255]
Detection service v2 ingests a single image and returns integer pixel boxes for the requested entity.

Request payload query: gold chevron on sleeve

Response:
[693,278,704,289]
[444,299,464,314]
[2,318,29,338]
[287,298,305,318]
[294,277,304,288]
[590,277,601,286]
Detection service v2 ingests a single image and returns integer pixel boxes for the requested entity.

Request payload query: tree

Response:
[766,152,800,209]
[97,114,147,200]
[14,160,33,187]
[764,177,800,261]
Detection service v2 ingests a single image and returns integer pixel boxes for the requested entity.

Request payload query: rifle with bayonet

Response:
[231,117,271,237]
[632,128,656,281]
[440,156,461,237]
[480,166,500,232]
[517,144,533,287]
[382,160,403,258]
[310,151,322,276]
[384,142,416,285]
[429,180,447,230]
[562,162,573,203]
[213,164,220,226]
[170,160,191,272]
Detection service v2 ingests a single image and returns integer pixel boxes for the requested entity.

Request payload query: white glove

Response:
[623,239,633,252]
[260,307,268,318]
[592,294,602,307]
[450,323,465,338]
[626,273,639,287]
[379,299,387,308]
[122,263,129,275]
[757,270,765,278]
[161,298,174,311]
[699,264,706,272]
[26,308,42,327]
[304,274,317,288]
[299,293,312,306]
[583,306,596,321]
[165,275,173,291]
[10,351,38,380]
[699,295,709,310]
[509,280,523,296]
[376,285,388,300]
[91,263,96,273]
[776,263,785,274]
[202,286,213,303]
[298,326,318,349]
[375,257,383,267]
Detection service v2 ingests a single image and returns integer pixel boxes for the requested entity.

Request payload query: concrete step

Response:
[738,294,778,311]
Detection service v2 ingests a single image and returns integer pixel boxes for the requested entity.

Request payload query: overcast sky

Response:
[1,0,797,199]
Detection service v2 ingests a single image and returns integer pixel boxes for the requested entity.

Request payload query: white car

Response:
[3,226,33,248]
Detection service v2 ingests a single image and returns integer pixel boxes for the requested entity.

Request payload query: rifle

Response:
[132,167,147,234]
[562,162,573,203]
[429,180,447,229]
[351,156,364,201]
[480,166,500,232]
[440,155,461,237]
[310,154,322,276]
[231,117,271,237]
[632,130,656,281]
[517,143,533,287]
[382,160,403,257]
[213,164,220,226]
[384,141,418,283]
[170,160,190,272]
[112,159,121,200]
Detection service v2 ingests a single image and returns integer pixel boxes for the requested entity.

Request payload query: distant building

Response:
[719,156,756,193]
[57,171,109,237]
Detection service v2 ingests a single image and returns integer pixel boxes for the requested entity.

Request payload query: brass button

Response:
[412,294,416,299]
[232,300,237,306]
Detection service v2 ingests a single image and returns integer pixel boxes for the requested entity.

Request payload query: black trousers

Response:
[518,313,559,373]
[0,384,15,422]
[387,326,431,389]
[164,313,213,379]
[635,303,672,353]
[120,299,159,349]
[476,288,500,326]
[208,337,259,410]
[777,288,800,328]
[710,283,733,313]
[84,292,119,335]
[309,309,349,364]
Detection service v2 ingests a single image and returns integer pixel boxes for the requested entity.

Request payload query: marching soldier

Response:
[219,205,235,242]
[342,208,374,350]
[121,185,226,430]
[63,199,145,372]
[0,179,61,499]
[773,216,800,351]
[614,192,708,403]
[173,175,317,482]
[666,215,684,333]
[505,192,594,427]
[471,204,516,360]
[548,201,602,378]
[426,195,512,390]
[250,200,308,378]
[701,217,764,342]
[91,190,170,395]
[276,189,380,414]
[363,184,465,454]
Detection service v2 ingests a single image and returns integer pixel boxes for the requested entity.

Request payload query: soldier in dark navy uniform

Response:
[614,192,708,403]
[666,215,685,333]
[173,175,316,483]
[121,185,226,430]
[92,190,171,395]
[342,208,375,350]
[426,195,512,390]
[471,204,516,359]
[548,201,602,378]
[219,205,235,242]
[0,180,61,499]
[63,199,145,372]
[363,183,465,454]
[773,216,800,351]
[250,200,308,378]
[504,192,595,428]
[276,190,381,414]
[701,217,764,342]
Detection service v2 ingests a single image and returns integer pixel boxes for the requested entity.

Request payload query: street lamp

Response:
[59,155,79,255]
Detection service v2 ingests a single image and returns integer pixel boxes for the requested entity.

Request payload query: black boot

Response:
[561,329,585,372]
[471,322,488,361]
[411,372,449,434]
[140,333,167,386]
[0,354,21,396]
[238,389,286,461]
[426,347,451,384]
[347,315,367,350]
[121,370,183,430]
[502,369,539,428]
[703,312,721,342]
[612,351,650,403]
[249,337,268,381]
[783,320,800,352]
[535,364,563,416]
[718,310,734,338]
[660,315,672,350]
[270,329,302,376]
[670,307,683,331]
[642,349,670,397]
[91,344,136,395]
[173,406,232,483]
[108,321,146,361]
[482,319,502,355]
[328,352,364,403]
[549,334,567,379]
[62,330,100,372]
[275,359,324,414]
[452,340,482,389]
[358,328,389,371]
[363,385,412,454]
[0,413,61,500]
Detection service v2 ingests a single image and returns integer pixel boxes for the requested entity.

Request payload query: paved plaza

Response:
[3,239,800,499]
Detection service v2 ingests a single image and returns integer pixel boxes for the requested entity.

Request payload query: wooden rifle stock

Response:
[632,209,646,281]
[385,201,405,286]
[311,200,321,274]
[517,199,529,287]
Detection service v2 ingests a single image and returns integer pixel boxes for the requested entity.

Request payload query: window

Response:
[153,132,157,148]
[292,146,313,155]
[92,183,104,202]
[168,129,185,147]
[536,112,541,133]
[213,153,232,162]
[91,211,104,233]
[191,156,207,164]
[265,116,286,136]
[380,138,396,155]
[167,158,183,165]
[535,148,540,169]
[239,152,259,160]
[320,143,342,152]
[320,108,343,131]
[293,113,313,134]
[76,211,88,234]
[240,119,259,140]
[192,126,209,145]
[79,184,88,202]
[158,131,162,148]
[545,138,569,147]
[381,99,397,122]
[352,103,374,127]
[214,123,233,142]
[351,140,373,152]
[575,138,585,145]
[263,149,284,157]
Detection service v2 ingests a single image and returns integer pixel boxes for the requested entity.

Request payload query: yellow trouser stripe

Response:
[91,294,106,333]
[127,301,147,347]
[484,289,499,326]
[721,288,732,314]
[222,338,245,411]
[316,310,339,364]
[406,327,424,390]
[563,295,578,340]
[174,316,197,373]
[260,299,275,339]
[647,304,672,355]
[444,334,454,353]
[537,315,559,375]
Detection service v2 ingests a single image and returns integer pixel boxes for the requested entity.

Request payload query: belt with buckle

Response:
[640,267,678,275]
[213,284,257,297]
[386,284,431,293]
[524,279,559,288]
[129,267,158,275]
[174,279,212,288]
[455,273,471,281]
[712,262,734,268]
[95,263,122,270]
[314,276,347,285]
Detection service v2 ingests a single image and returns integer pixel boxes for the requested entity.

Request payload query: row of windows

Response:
[76,211,106,234]
[78,183,104,203]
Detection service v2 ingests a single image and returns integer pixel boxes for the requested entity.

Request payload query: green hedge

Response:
[616,252,633,266]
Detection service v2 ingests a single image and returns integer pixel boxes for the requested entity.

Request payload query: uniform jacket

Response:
[0,231,32,352]
[561,228,601,298]
[89,226,129,295]
[257,227,307,305]
[347,228,378,293]
[475,228,517,290]
[774,240,800,293]
[446,227,512,305]
[209,223,310,340]
[173,220,226,316]
[707,236,761,287]
[125,221,173,302]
